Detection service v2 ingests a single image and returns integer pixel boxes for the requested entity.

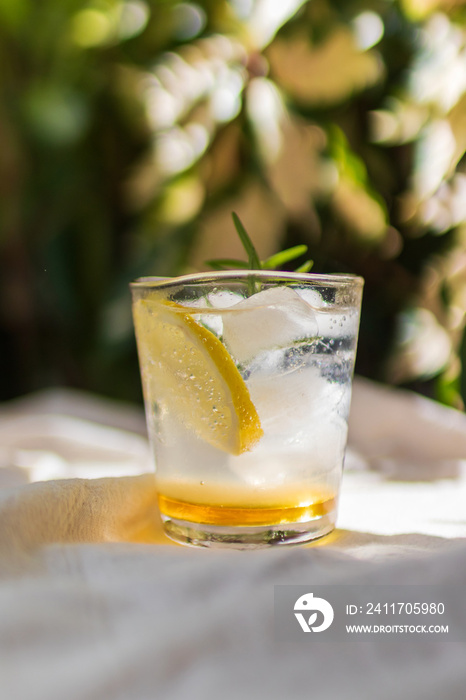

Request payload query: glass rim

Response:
[130,269,364,290]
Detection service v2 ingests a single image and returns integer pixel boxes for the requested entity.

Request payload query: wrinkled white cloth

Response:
[0,377,466,700]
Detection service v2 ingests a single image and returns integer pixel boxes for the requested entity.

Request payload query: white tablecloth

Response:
[1,377,466,699]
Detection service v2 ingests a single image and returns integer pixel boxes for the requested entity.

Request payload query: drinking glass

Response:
[131,270,363,549]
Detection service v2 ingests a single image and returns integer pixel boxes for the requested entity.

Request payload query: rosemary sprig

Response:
[205,213,314,294]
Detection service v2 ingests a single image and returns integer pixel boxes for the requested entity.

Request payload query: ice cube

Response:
[222,286,318,364]
[296,288,360,340]
[228,412,348,486]
[207,290,244,309]
[296,287,329,309]
[248,365,346,434]
[181,292,244,337]
[227,366,349,485]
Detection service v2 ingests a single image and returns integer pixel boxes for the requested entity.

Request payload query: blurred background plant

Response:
[2,0,466,407]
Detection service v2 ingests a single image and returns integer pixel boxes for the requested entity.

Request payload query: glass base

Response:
[162,513,336,549]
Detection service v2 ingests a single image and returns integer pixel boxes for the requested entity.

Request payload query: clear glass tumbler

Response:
[131,270,363,549]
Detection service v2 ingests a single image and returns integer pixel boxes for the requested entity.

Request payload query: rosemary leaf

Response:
[232,212,262,271]
[294,260,314,273]
[262,245,309,270]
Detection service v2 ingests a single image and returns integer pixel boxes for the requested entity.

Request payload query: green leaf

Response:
[294,260,314,273]
[262,245,309,270]
[232,212,262,271]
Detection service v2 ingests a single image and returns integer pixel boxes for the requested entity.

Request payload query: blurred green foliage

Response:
[2,0,466,406]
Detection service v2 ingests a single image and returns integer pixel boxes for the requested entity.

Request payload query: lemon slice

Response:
[133,298,263,455]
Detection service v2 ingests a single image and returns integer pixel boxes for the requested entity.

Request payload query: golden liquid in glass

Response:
[158,491,336,527]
